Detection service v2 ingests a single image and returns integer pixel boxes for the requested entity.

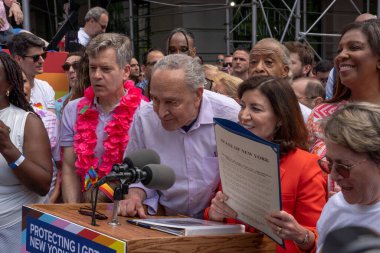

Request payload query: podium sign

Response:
[22,206,126,253]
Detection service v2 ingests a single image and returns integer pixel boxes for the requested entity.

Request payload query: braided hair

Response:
[0,52,34,112]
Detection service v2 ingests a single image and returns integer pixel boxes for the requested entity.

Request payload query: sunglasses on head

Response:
[318,156,367,178]
[62,62,80,71]
[23,52,47,62]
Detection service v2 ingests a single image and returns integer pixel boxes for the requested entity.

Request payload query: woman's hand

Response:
[208,191,237,222]
[266,210,312,246]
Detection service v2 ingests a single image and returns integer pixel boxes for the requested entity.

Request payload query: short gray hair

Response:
[152,54,205,91]
[323,102,380,163]
[86,33,132,69]
[85,6,109,22]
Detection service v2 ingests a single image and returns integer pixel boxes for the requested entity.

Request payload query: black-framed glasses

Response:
[78,207,108,220]
[318,156,367,178]
[23,52,47,62]
[62,61,80,71]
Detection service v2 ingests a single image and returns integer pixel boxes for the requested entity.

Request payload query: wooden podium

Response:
[22,203,276,253]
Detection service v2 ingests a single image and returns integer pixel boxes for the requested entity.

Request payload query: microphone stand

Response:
[91,186,100,226]
[108,184,124,226]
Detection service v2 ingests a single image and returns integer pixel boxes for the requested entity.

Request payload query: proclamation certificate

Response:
[214,118,284,247]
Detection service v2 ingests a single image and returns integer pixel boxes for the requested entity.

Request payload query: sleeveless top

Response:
[0,104,47,229]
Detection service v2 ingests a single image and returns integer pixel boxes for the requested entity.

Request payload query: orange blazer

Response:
[205,148,327,253]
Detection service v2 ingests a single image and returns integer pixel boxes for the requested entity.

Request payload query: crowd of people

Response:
[0,4,379,253]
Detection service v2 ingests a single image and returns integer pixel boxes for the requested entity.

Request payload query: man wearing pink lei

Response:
[60,33,142,202]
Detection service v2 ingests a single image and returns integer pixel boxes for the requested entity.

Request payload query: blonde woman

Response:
[212,71,243,101]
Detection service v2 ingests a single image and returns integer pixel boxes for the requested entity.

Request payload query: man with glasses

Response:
[78,6,109,47]
[291,77,325,109]
[222,54,233,74]
[136,48,165,97]
[8,32,56,114]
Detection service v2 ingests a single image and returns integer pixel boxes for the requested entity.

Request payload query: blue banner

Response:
[26,217,116,253]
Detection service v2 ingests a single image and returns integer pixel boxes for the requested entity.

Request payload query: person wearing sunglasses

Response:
[8,32,56,114]
[216,54,224,69]
[221,55,233,74]
[55,51,82,120]
[316,102,380,252]
[78,6,109,47]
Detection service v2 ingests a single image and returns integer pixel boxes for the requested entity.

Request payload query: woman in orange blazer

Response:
[205,76,326,253]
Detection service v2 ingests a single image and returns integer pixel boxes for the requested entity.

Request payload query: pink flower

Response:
[73,81,142,186]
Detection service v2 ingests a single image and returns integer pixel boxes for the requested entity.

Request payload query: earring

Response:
[6,90,10,97]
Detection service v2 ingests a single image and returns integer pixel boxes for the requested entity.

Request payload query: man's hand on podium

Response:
[118,188,147,218]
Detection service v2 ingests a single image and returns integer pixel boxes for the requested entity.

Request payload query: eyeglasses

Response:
[62,61,80,71]
[223,62,232,67]
[23,52,47,62]
[216,58,224,63]
[78,207,108,220]
[318,156,367,178]
[95,19,107,30]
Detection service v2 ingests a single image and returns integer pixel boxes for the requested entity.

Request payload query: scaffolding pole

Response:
[226,0,230,54]
[251,0,257,46]
[129,0,134,53]
[21,0,30,30]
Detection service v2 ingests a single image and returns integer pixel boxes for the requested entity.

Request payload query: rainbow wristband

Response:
[9,154,25,169]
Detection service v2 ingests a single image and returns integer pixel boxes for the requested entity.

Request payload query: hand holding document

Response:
[214,118,284,247]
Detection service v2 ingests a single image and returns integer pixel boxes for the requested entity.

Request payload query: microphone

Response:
[94,164,175,190]
[141,164,175,190]
[112,149,161,173]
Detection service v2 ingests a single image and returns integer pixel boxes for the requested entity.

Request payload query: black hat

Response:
[323,226,380,253]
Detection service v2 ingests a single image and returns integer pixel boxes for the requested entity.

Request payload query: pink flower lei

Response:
[73,80,142,191]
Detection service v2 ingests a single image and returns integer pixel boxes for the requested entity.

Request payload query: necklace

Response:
[73,80,142,191]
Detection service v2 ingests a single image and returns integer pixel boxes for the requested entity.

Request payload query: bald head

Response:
[292,77,325,109]
[355,13,377,22]
[249,38,290,78]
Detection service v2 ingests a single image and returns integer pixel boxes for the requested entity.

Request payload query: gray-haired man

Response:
[118,54,240,218]
[78,6,109,46]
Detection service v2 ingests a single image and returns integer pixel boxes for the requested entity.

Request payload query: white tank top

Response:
[0,105,47,229]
